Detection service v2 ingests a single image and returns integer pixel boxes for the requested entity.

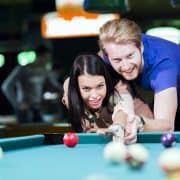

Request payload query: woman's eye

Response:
[113,59,121,63]
[82,87,90,92]
[97,84,104,89]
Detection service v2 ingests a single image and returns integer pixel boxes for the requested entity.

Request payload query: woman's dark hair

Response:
[68,54,114,132]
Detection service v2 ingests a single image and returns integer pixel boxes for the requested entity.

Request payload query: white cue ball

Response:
[0,146,3,159]
[103,141,127,164]
[159,147,180,173]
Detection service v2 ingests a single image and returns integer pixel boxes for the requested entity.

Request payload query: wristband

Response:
[137,116,145,132]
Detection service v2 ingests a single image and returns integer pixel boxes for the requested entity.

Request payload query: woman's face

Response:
[78,74,107,110]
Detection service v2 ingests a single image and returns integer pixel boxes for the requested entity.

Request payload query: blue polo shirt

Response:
[102,34,180,103]
[141,34,180,103]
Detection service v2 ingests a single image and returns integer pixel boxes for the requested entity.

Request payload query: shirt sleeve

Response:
[150,58,178,93]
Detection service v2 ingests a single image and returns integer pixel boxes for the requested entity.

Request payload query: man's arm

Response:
[143,87,177,132]
[1,66,20,108]
[115,80,177,132]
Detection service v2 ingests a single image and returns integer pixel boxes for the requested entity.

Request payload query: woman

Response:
[62,54,152,144]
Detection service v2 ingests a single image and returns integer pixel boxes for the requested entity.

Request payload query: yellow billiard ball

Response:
[166,171,180,180]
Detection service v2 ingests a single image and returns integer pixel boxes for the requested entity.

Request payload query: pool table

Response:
[0,132,179,180]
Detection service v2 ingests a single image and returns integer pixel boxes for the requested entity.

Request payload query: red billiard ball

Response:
[63,132,79,147]
[161,133,176,148]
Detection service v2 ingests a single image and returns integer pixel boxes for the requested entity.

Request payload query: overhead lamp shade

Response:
[41,12,119,39]
[146,27,180,44]
[55,0,98,20]
[17,51,36,66]
[83,0,130,14]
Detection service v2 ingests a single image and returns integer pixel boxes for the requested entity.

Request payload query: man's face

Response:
[104,42,144,80]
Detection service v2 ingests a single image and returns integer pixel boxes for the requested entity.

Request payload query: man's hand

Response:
[112,104,138,144]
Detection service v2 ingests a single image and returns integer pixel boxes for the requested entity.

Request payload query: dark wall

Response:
[52,36,99,80]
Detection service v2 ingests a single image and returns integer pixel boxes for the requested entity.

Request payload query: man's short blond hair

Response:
[99,19,142,54]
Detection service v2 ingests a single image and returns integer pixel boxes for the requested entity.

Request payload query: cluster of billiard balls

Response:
[104,132,179,170]
[104,141,149,168]
[0,132,178,162]
[62,132,179,171]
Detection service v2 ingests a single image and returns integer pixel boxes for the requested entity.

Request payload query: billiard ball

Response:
[125,144,149,168]
[63,132,79,148]
[159,147,180,173]
[161,133,176,148]
[159,148,180,173]
[0,146,3,159]
[167,171,180,180]
[103,141,127,164]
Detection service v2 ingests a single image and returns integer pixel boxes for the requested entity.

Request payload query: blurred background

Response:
[0,0,179,135]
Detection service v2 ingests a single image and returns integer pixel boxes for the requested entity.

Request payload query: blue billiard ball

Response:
[161,133,176,148]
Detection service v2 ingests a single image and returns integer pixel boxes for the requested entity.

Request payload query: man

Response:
[98,18,180,131]
[1,45,61,123]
